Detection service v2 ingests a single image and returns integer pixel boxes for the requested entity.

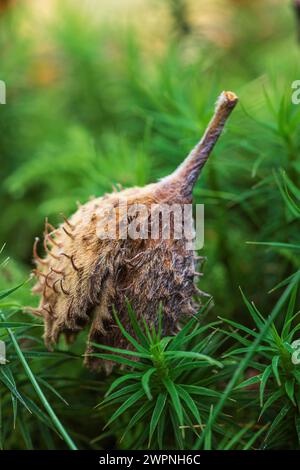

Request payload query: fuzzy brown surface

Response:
[31,184,201,371]
[30,91,238,371]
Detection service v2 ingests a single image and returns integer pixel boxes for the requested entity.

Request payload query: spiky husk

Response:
[31,185,204,371]
[30,91,238,372]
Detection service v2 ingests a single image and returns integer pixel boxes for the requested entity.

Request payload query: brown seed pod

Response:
[30,91,238,372]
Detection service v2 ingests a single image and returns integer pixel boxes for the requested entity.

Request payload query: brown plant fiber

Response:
[30,91,238,371]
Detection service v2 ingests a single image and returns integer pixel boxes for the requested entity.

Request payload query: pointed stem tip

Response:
[159,90,238,199]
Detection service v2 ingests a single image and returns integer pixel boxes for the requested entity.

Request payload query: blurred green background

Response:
[1,0,299,320]
[1,0,300,450]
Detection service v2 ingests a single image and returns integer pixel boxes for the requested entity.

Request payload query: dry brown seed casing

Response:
[30,91,238,371]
